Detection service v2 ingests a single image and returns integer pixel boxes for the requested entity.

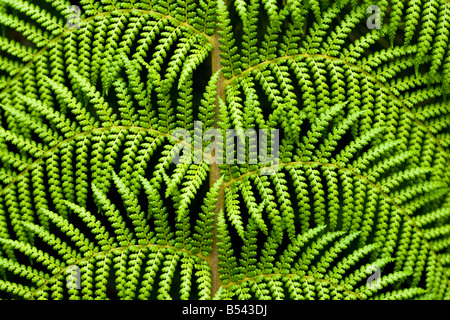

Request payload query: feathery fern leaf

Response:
[0,0,448,300]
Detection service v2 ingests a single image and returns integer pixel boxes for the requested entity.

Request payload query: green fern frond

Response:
[0,0,448,301]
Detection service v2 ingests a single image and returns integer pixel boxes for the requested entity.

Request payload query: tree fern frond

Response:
[0,0,448,302]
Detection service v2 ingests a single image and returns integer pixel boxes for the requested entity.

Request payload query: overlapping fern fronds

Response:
[0,0,448,300]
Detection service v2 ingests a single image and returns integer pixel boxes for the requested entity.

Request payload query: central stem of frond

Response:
[208,22,226,299]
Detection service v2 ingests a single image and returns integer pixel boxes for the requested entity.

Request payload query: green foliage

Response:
[0,0,448,300]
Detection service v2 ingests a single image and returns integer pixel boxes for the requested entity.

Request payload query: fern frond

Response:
[0,0,448,302]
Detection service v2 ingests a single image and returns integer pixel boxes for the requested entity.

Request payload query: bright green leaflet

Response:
[0,0,448,300]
